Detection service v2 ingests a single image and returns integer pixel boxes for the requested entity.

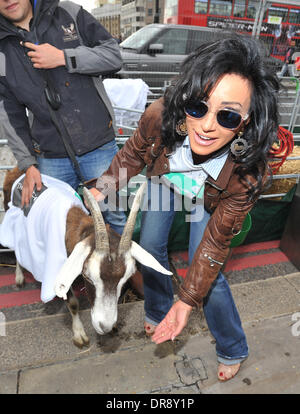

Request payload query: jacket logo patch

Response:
[61,23,78,42]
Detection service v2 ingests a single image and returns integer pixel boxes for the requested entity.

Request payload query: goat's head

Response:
[55,183,172,335]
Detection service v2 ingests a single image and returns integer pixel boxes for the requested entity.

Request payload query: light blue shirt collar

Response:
[183,136,228,181]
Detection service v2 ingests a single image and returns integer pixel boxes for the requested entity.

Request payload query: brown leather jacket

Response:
[95,98,263,307]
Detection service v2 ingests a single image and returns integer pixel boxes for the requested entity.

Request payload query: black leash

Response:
[43,70,86,189]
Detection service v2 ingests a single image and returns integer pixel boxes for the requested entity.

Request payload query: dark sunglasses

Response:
[184,101,249,130]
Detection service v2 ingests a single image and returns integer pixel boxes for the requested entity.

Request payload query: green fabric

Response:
[162,172,205,199]
[243,185,296,244]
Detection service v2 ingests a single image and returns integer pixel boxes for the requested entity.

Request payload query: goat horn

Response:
[118,181,147,255]
[83,187,110,254]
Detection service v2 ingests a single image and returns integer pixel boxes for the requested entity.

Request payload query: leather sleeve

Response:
[96,99,164,196]
[178,172,261,307]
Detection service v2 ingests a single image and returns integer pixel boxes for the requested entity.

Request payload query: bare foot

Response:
[218,362,241,381]
[144,322,156,336]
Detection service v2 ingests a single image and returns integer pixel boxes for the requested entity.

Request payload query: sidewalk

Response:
[0,272,300,394]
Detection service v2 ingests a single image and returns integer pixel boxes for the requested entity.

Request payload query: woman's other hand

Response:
[88,187,105,203]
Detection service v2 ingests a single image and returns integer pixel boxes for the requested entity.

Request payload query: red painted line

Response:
[175,248,289,278]
[0,273,35,288]
[176,268,188,279]
[232,240,280,255]
[224,250,289,272]
[0,289,41,309]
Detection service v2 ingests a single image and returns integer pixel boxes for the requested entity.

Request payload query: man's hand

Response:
[21,165,42,207]
[23,42,66,69]
[151,300,193,344]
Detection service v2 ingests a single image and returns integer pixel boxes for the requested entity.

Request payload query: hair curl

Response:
[161,34,280,198]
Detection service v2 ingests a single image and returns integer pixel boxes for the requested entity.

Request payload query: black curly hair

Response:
[161,34,280,198]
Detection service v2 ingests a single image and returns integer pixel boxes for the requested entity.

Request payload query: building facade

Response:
[93,1,122,40]
[92,0,165,39]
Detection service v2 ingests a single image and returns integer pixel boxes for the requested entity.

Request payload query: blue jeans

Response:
[140,179,248,365]
[37,141,126,235]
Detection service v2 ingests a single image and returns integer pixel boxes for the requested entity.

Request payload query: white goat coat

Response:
[0,174,87,302]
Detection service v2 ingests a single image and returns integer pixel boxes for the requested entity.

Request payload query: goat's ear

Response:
[55,238,91,300]
[130,241,172,276]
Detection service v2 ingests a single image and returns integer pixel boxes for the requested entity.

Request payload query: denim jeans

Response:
[37,141,126,235]
[139,179,248,365]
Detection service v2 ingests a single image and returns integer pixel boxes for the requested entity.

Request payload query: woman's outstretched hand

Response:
[151,300,193,344]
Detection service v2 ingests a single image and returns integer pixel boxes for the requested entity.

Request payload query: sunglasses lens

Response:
[185,101,208,119]
[217,110,242,129]
[185,102,243,129]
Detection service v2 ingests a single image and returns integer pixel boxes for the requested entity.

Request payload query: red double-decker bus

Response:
[164,1,300,60]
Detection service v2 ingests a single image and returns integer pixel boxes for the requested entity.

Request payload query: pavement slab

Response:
[285,272,300,292]
[198,315,300,394]
[0,273,299,394]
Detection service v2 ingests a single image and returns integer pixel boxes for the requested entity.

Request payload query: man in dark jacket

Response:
[0,0,126,234]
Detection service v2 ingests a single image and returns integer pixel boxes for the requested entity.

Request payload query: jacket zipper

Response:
[203,253,224,267]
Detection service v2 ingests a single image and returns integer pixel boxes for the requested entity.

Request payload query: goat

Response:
[2,168,172,347]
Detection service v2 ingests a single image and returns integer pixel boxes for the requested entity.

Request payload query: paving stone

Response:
[175,357,207,385]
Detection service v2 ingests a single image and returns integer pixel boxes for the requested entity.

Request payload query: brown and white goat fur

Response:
[3,168,172,347]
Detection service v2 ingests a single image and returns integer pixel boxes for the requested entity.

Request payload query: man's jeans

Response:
[139,179,248,365]
[37,140,126,235]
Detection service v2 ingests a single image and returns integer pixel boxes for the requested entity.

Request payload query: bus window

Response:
[209,0,233,17]
[233,0,246,18]
[195,0,208,14]
[246,0,257,19]
[268,7,288,23]
[164,0,178,21]
[289,9,300,25]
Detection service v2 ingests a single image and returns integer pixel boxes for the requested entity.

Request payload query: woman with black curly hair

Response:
[89,34,280,381]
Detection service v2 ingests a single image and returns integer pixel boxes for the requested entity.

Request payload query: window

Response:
[156,28,189,55]
[209,0,233,17]
[289,8,300,25]
[195,0,208,14]
[268,6,288,23]
[233,0,246,18]
[121,25,162,49]
[246,0,257,19]
[148,8,153,16]
[186,29,223,54]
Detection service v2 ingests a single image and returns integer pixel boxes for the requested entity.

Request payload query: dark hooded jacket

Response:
[0,0,122,171]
